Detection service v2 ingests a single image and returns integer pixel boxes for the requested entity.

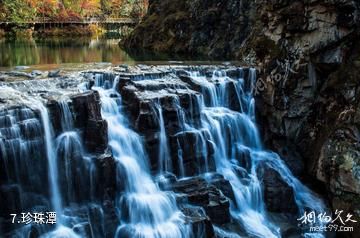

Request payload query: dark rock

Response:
[88,204,106,238]
[7,71,34,79]
[48,70,61,78]
[46,100,62,136]
[0,184,22,216]
[103,200,119,238]
[125,0,252,59]
[316,128,360,235]
[84,119,108,153]
[73,222,92,237]
[31,70,43,77]
[182,205,215,238]
[71,91,108,153]
[170,130,215,177]
[258,165,298,214]
[94,153,117,201]
[166,175,232,225]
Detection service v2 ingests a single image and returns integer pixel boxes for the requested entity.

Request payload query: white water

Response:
[37,100,82,238]
[93,74,190,238]
[185,68,326,238]
[154,101,172,174]
[0,68,328,238]
[37,103,63,224]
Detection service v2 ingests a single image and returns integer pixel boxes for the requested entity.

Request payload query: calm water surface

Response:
[0,37,233,71]
[0,38,135,69]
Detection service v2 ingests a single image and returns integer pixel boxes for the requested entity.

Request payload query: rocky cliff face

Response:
[125,0,253,58]
[126,0,360,236]
[248,2,360,236]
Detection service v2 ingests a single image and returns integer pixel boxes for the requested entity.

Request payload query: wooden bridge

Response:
[0,17,138,29]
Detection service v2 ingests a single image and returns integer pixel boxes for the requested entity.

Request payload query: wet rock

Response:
[103,200,119,238]
[48,70,61,78]
[0,184,22,216]
[31,70,44,77]
[206,173,235,203]
[94,153,117,201]
[181,205,214,238]
[88,204,106,238]
[166,175,232,225]
[46,100,63,136]
[169,130,215,176]
[73,222,92,237]
[7,71,34,79]
[258,165,299,214]
[84,119,108,153]
[118,75,204,173]
[71,91,108,153]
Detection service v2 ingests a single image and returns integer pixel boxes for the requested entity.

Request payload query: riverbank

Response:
[0,24,135,38]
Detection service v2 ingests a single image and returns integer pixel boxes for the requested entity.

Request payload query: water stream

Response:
[0,66,327,238]
[93,75,191,238]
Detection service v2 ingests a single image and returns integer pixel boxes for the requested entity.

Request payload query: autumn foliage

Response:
[0,0,148,23]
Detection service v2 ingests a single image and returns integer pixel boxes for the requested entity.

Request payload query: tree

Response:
[0,0,147,23]
[2,0,37,23]
[100,0,112,17]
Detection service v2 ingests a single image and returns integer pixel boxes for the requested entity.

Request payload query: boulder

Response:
[258,165,299,214]
[165,175,232,225]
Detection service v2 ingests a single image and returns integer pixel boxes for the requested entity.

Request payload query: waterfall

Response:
[0,67,328,238]
[93,74,191,238]
[36,100,81,238]
[0,106,44,209]
[37,103,63,224]
[154,101,172,174]
[59,100,75,131]
[185,68,326,238]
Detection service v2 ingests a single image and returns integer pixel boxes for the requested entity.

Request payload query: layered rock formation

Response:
[126,0,360,236]
[248,2,360,236]
[1,65,319,237]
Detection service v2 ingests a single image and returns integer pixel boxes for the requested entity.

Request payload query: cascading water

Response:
[55,100,92,206]
[184,68,326,237]
[0,86,84,237]
[93,74,191,238]
[37,103,62,221]
[0,66,329,238]
[0,107,43,186]
[154,101,172,174]
[36,100,82,238]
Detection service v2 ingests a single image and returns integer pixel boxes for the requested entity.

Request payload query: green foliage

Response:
[2,0,37,23]
[100,0,112,16]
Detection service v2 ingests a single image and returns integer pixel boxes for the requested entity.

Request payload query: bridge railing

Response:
[0,17,137,24]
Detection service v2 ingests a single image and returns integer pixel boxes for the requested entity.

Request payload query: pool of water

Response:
[0,37,236,71]
[0,37,135,69]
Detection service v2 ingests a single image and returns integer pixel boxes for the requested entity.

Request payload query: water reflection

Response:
[0,37,135,67]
